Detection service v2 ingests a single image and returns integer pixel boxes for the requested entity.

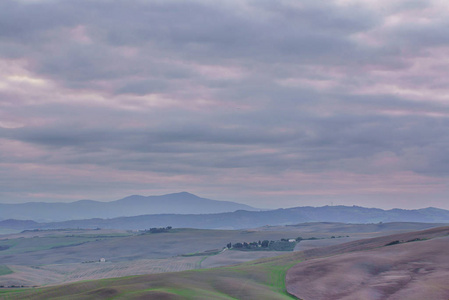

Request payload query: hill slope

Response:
[287,228,449,300]
[0,192,257,222]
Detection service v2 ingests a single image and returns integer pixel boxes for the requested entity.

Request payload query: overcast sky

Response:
[1,0,449,209]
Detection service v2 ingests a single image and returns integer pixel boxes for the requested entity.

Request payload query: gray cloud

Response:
[1,0,449,208]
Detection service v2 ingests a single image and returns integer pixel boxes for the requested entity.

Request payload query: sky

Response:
[1,0,449,209]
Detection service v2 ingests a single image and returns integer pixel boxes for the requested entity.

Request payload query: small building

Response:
[99,258,106,262]
[288,239,296,243]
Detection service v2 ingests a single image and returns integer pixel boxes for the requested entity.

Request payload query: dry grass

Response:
[287,226,449,300]
[0,257,203,287]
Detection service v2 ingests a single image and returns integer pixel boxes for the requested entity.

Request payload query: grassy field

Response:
[201,249,289,269]
[0,266,13,277]
[0,251,304,299]
[0,236,97,255]
[0,229,19,236]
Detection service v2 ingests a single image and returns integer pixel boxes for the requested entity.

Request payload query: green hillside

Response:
[0,266,13,277]
[0,252,303,299]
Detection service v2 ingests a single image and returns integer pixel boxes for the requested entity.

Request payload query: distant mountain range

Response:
[0,192,258,222]
[2,205,449,230]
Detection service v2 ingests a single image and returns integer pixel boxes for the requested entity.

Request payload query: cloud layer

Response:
[1,0,449,208]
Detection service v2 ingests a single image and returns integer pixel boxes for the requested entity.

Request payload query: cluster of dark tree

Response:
[406,238,425,242]
[226,239,296,251]
[295,236,316,241]
[384,238,425,247]
[295,235,348,241]
[385,240,401,246]
[140,226,172,234]
[227,241,262,249]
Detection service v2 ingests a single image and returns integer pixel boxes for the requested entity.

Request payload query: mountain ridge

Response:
[0,192,258,222]
[2,205,449,231]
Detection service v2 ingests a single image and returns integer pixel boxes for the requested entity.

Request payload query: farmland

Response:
[0,226,315,287]
[2,226,449,299]
[0,252,304,299]
[0,223,444,288]
[0,227,314,266]
[0,222,445,292]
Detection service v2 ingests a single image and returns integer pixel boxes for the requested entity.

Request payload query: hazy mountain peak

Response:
[422,207,447,212]
[172,191,197,197]
[160,192,200,199]
[73,199,99,204]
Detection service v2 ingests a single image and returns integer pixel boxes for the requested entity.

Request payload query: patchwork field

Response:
[0,228,313,266]
[1,225,448,299]
[0,225,319,288]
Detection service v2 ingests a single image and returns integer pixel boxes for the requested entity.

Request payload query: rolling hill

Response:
[3,226,449,299]
[287,227,449,300]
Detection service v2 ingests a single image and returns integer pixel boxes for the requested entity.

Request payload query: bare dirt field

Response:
[287,229,449,300]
